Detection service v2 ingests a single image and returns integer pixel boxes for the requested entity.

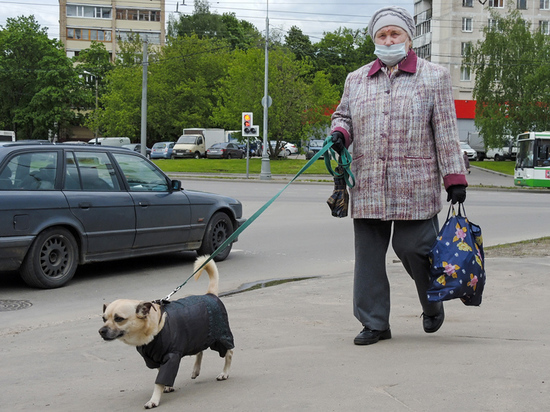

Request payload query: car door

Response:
[111,152,191,249]
[62,151,136,255]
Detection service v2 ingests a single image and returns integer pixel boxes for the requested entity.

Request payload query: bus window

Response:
[516,140,534,168]
[538,141,550,166]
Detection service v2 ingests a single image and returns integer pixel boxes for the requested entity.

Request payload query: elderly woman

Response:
[330,6,468,345]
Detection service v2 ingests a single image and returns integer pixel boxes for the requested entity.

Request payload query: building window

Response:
[415,20,431,36]
[542,0,550,10]
[488,18,502,31]
[461,42,472,56]
[67,5,111,19]
[117,31,161,45]
[461,67,471,81]
[67,28,112,42]
[489,0,504,7]
[462,18,473,32]
[414,43,431,59]
[541,21,550,35]
[463,0,473,6]
[517,0,527,9]
[116,8,161,22]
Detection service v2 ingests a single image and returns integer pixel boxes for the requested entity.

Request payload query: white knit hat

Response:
[368,6,415,40]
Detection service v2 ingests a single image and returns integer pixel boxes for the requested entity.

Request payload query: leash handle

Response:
[323,136,355,188]
[160,141,336,301]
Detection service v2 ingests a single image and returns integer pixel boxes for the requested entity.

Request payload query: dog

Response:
[99,256,234,409]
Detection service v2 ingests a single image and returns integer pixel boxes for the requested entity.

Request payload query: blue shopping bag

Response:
[427,204,485,306]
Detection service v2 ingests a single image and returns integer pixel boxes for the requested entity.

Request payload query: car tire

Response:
[227,154,232,159]
[494,154,501,161]
[197,212,233,262]
[306,151,313,160]
[194,152,201,159]
[20,227,78,289]
[170,154,175,159]
[285,149,291,156]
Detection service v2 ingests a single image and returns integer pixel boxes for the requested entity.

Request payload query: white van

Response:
[88,137,131,147]
[0,131,16,142]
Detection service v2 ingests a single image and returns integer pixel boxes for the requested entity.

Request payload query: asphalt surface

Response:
[2,166,549,411]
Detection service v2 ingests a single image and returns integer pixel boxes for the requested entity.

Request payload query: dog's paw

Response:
[144,400,158,409]
[191,370,200,379]
[163,386,175,393]
[216,372,229,381]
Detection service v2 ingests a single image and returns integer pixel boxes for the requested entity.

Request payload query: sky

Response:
[0,0,414,43]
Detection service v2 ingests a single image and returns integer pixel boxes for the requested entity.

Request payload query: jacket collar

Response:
[367,49,418,77]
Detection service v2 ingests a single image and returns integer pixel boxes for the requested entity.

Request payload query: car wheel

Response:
[194,152,201,159]
[20,227,78,289]
[197,212,234,262]
[494,154,501,161]
[306,151,313,160]
[285,149,291,156]
[170,154,175,159]
[227,154,232,159]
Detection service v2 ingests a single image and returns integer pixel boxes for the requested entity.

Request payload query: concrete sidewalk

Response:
[3,255,549,411]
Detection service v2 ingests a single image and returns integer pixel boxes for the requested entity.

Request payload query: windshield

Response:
[516,139,534,168]
[176,136,197,144]
[309,140,324,147]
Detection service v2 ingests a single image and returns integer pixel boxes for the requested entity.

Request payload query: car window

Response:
[6,151,58,190]
[113,152,169,192]
[64,151,120,191]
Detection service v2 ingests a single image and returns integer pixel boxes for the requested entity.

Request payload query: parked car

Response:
[305,139,326,160]
[122,143,151,158]
[284,142,298,156]
[0,141,246,288]
[151,141,176,159]
[206,142,245,159]
[460,142,477,160]
[269,140,298,157]
[237,141,260,157]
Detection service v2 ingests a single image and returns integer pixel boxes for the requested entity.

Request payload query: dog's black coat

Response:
[136,294,234,387]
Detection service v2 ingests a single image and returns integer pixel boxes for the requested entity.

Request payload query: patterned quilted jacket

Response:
[331,50,467,220]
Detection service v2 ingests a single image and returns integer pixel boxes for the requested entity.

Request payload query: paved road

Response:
[1,167,549,411]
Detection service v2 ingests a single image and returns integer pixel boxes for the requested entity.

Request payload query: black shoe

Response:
[422,306,445,333]
[354,327,391,345]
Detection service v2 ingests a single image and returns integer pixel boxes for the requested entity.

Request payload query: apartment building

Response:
[59,0,165,61]
[413,0,550,140]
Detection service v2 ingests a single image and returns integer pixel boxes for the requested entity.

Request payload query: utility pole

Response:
[140,40,148,158]
[260,0,271,180]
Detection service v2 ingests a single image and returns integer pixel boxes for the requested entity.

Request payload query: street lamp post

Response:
[260,0,271,180]
[94,75,98,145]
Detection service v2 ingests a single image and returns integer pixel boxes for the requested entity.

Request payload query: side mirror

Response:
[171,179,182,191]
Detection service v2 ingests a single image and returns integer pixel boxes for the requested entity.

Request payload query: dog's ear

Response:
[136,302,154,319]
[103,303,108,313]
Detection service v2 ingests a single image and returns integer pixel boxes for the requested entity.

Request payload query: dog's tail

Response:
[194,255,219,296]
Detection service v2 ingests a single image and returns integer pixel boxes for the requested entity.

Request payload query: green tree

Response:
[95,35,231,142]
[0,15,82,139]
[212,47,340,158]
[167,0,260,50]
[315,27,374,94]
[284,26,316,62]
[147,35,231,140]
[463,9,550,148]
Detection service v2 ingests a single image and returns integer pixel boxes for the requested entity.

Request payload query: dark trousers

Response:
[353,216,441,331]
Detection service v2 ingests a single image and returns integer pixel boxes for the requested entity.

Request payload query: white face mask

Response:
[374,42,407,67]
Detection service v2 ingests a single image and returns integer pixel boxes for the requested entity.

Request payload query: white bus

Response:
[514,131,550,188]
